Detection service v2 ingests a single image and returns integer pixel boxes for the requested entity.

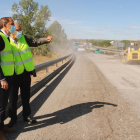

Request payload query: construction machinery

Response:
[122,43,140,64]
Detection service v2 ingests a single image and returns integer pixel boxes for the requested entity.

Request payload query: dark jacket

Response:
[0,32,49,80]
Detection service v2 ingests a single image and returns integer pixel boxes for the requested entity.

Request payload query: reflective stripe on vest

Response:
[14,48,31,56]
[0,61,14,65]
[1,50,13,55]
[15,57,33,66]
[10,35,35,75]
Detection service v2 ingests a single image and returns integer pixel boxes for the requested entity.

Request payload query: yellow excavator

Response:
[122,43,140,64]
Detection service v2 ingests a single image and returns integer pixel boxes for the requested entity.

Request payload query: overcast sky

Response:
[1,0,140,40]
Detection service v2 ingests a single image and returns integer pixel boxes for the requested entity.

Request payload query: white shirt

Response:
[1,30,9,38]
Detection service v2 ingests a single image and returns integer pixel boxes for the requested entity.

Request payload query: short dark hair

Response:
[0,17,12,29]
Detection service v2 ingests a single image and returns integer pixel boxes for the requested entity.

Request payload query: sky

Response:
[1,0,140,40]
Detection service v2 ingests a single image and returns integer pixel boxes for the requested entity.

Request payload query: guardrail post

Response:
[56,63,58,67]
[46,67,49,72]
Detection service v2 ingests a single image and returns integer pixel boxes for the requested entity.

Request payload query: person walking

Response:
[8,23,52,127]
[0,17,16,140]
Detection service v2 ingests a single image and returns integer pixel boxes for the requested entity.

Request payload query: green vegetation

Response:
[47,21,67,48]
[31,45,49,56]
[120,40,131,44]
[87,40,111,47]
[11,0,68,56]
[47,21,67,44]
[12,0,51,38]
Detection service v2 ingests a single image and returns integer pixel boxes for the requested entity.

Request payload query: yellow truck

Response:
[122,43,140,64]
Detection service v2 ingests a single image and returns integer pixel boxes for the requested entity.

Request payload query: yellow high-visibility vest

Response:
[10,35,35,75]
[0,32,14,76]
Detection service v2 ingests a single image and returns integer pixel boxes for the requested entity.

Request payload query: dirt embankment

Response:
[31,51,71,84]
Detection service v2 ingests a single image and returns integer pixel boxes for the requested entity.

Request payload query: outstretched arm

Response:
[25,36,52,47]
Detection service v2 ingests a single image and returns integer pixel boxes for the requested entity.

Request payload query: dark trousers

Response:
[9,71,31,120]
[0,76,13,130]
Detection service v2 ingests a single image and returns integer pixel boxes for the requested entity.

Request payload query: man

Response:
[8,23,52,127]
[0,17,16,140]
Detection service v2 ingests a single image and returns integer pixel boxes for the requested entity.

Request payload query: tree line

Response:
[87,39,134,48]
[87,40,111,47]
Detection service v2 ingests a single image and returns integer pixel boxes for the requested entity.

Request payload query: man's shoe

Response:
[7,119,17,128]
[23,117,37,124]
[2,126,16,133]
[0,131,7,140]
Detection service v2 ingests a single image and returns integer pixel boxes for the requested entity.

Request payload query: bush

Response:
[31,44,49,56]
[87,40,111,47]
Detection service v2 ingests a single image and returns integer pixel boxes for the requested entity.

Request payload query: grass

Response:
[31,52,65,85]
[33,52,61,65]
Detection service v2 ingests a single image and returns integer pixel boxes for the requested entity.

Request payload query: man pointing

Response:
[8,23,52,127]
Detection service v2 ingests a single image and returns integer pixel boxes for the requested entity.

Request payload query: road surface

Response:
[5,53,140,140]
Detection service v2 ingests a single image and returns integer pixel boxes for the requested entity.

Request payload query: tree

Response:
[121,40,130,44]
[88,40,111,47]
[47,21,67,45]
[102,40,111,47]
[11,0,51,38]
[34,5,51,38]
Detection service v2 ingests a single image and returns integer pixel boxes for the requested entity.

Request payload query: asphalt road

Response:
[5,53,140,140]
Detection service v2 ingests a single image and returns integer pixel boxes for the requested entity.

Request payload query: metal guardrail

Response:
[5,54,74,119]
[35,54,72,72]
